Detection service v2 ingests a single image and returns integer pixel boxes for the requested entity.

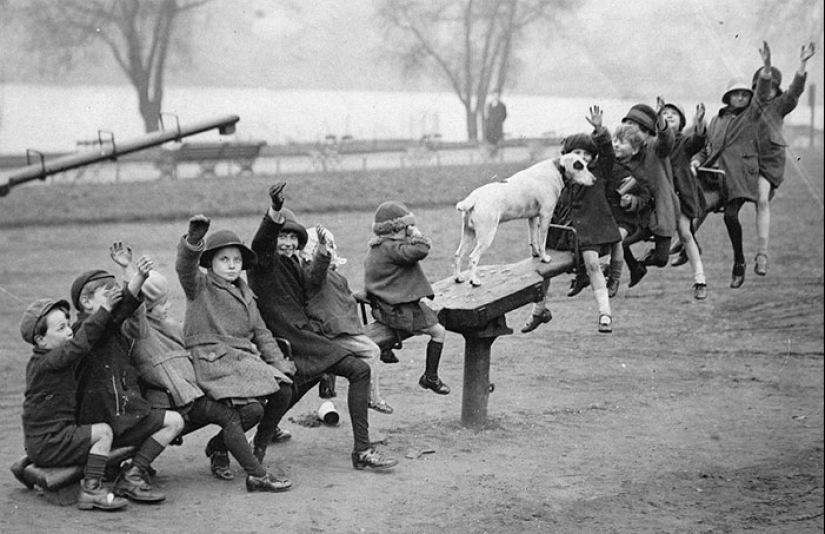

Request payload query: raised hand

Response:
[801,42,815,62]
[109,241,133,269]
[269,183,286,211]
[656,96,666,113]
[315,224,328,246]
[102,286,123,312]
[586,105,603,129]
[695,102,705,123]
[187,214,210,244]
[759,40,772,66]
[135,255,154,277]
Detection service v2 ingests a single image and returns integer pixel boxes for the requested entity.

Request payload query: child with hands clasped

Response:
[365,201,450,394]
[20,292,129,511]
[110,243,290,493]
[303,224,393,414]
[176,214,295,491]
[71,258,184,504]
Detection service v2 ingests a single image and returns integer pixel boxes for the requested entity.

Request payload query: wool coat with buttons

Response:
[73,289,154,438]
[23,307,110,449]
[176,237,293,402]
[754,71,807,188]
[247,212,351,381]
[669,128,707,219]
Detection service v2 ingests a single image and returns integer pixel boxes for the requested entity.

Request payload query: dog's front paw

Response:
[530,248,541,258]
[470,277,482,287]
[540,254,552,263]
[454,274,465,284]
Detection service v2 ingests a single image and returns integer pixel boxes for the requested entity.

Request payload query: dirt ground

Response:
[0,154,822,533]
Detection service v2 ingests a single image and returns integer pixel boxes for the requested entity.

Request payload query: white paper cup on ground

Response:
[318,401,340,426]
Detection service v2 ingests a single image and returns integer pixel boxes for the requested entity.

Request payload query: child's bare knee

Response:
[164,410,185,433]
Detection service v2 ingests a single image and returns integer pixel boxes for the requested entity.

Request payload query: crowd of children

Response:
[18,40,814,510]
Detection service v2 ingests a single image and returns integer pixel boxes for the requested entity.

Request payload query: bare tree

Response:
[377,0,573,140]
[13,0,212,132]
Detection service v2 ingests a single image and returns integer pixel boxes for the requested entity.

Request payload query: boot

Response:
[269,426,292,444]
[77,478,128,511]
[246,472,292,492]
[351,448,399,470]
[205,442,234,481]
[380,348,399,364]
[318,373,337,398]
[567,273,590,297]
[113,462,166,503]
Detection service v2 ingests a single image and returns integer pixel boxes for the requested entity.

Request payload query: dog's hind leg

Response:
[537,215,552,263]
[453,212,475,283]
[467,220,498,286]
[527,217,542,258]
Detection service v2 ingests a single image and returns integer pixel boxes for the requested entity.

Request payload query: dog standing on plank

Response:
[453,152,596,286]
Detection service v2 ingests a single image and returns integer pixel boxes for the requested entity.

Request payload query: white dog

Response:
[453,152,596,286]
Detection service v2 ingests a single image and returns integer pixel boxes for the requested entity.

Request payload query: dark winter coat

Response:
[694,75,771,203]
[176,237,293,402]
[247,212,350,380]
[669,127,707,219]
[74,289,154,437]
[364,234,434,305]
[568,126,622,247]
[608,162,653,234]
[305,247,365,338]
[23,307,111,440]
[754,71,807,187]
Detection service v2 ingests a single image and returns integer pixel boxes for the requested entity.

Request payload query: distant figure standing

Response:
[484,91,507,157]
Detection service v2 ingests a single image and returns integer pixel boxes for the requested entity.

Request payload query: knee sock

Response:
[724,213,745,265]
[609,258,623,281]
[624,243,639,271]
[133,437,165,471]
[425,341,444,378]
[84,453,108,481]
[757,236,768,257]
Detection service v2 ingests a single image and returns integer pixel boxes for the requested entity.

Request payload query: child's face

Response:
[612,136,636,160]
[37,309,73,349]
[210,246,243,282]
[660,108,682,132]
[147,297,170,320]
[277,230,300,257]
[81,279,119,313]
[728,90,752,109]
[569,148,593,165]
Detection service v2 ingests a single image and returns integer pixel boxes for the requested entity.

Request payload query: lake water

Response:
[0,83,822,154]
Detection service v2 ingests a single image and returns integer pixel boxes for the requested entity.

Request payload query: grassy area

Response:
[0,162,526,228]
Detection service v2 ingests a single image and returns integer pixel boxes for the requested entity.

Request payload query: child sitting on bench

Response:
[20,295,128,511]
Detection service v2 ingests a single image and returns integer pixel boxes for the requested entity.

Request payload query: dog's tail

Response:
[455,195,476,213]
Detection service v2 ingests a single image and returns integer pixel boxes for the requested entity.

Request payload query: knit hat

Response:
[561,133,597,156]
[71,269,116,310]
[279,208,309,250]
[722,78,753,105]
[659,102,686,131]
[20,298,71,345]
[752,66,782,91]
[372,201,416,235]
[142,271,170,305]
[622,104,658,134]
[199,229,258,269]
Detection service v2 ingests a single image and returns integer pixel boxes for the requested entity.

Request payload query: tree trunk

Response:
[465,105,479,140]
[138,90,162,133]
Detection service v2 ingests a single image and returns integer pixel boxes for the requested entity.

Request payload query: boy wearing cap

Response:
[71,259,184,503]
[750,41,815,277]
[524,105,622,334]
[691,41,773,289]
[20,294,128,511]
[657,98,709,300]
[176,215,296,489]
[247,185,398,471]
[111,243,291,493]
[365,200,452,393]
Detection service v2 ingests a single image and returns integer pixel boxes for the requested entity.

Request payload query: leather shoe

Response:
[205,443,234,481]
[380,349,399,364]
[520,308,552,333]
[113,463,165,503]
[351,448,398,470]
[246,472,292,492]
[670,249,688,267]
[418,374,451,395]
[754,253,768,276]
[78,478,129,511]
[693,282,707,300]
[598,314,612,334]
[369,400,394,414]
[730,262,746,289]
[606,277,620,298]
[269,426,292,444]
[628,264,647,288]
[567,274,590,297]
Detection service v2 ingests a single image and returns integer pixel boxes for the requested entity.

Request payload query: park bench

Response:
[354,226,579,427]
[156,140,266,179]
